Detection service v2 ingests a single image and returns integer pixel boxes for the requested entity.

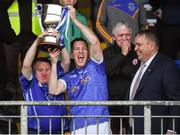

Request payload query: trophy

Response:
[35,4,69,52]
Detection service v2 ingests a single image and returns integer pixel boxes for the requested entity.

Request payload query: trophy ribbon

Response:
[56,6,70,47]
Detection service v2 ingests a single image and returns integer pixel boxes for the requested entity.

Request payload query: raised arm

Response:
[60,46,70,73]
[21,36,41,79]
[48,49,66,95]
[68,5,103,62]
[50,30,70,73]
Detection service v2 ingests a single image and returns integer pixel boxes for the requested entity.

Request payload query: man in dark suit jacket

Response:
[127,30,180,134]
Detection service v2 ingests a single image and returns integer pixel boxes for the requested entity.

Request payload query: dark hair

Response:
[32,57,51,72]
[135,30,159,47]
[71,38,88,49]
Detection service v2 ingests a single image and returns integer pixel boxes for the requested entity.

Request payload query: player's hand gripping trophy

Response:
[35,3,70,51]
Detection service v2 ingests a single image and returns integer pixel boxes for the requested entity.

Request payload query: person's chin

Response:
[41,81,48,84]
[76,63,85,68]
[137,55,142,61]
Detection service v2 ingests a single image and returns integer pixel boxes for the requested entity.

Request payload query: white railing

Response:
[0,101,180,134]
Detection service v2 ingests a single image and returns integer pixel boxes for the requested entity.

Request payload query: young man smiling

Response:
[48,5,111,134]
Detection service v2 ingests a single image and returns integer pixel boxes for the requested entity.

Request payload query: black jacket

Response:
[126,52,180,134]
[103,43,138,113]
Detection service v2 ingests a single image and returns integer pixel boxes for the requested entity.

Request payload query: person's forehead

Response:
[73,41,87,47]
[36,62,50,68]
[114,29,130,36]
[135,34,145,40]
[117,27,131,33]
[135,35,146,44]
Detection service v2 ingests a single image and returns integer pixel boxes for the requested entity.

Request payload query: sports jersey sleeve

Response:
[90,58,106,75]
[59,74,68,91]
[19,73,33,92]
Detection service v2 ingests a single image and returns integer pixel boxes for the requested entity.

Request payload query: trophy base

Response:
[37,42,61,52]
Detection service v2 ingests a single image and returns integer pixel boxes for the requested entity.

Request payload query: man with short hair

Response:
[127,30,180,134]
[19,31,70,134]
[48,5,111,134]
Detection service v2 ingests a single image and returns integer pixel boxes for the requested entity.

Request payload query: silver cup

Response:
[36,4,66,51]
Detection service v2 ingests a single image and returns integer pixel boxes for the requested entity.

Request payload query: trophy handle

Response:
[35,4,45,32]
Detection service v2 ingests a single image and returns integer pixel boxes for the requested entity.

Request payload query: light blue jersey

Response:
[62,58,109,131]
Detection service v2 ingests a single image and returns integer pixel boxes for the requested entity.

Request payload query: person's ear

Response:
[149,41,155,51]
[112,35,116,41]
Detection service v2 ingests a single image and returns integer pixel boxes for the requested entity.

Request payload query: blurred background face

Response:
[71,41,88,69]
[113,26,131,48]
[134,35,152,62]
[34,62,51,84]
[59,0,77,6]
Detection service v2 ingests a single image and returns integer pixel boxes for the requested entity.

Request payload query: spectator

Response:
[96,0,148,43]
[103,21,138,134]
[127,30,180,134]
[149,0,180,59]
[48,5,111,134]
[19,31,70,134]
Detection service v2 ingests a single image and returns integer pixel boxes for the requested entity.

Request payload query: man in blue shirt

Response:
[19,31,70,134]
[48,5,111,134]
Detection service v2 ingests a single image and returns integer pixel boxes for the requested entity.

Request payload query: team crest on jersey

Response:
[71,86,79,93]
[81,75,91,84]
[70,75,91,94]
[128,2,136,11]
[108,0,138,17]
